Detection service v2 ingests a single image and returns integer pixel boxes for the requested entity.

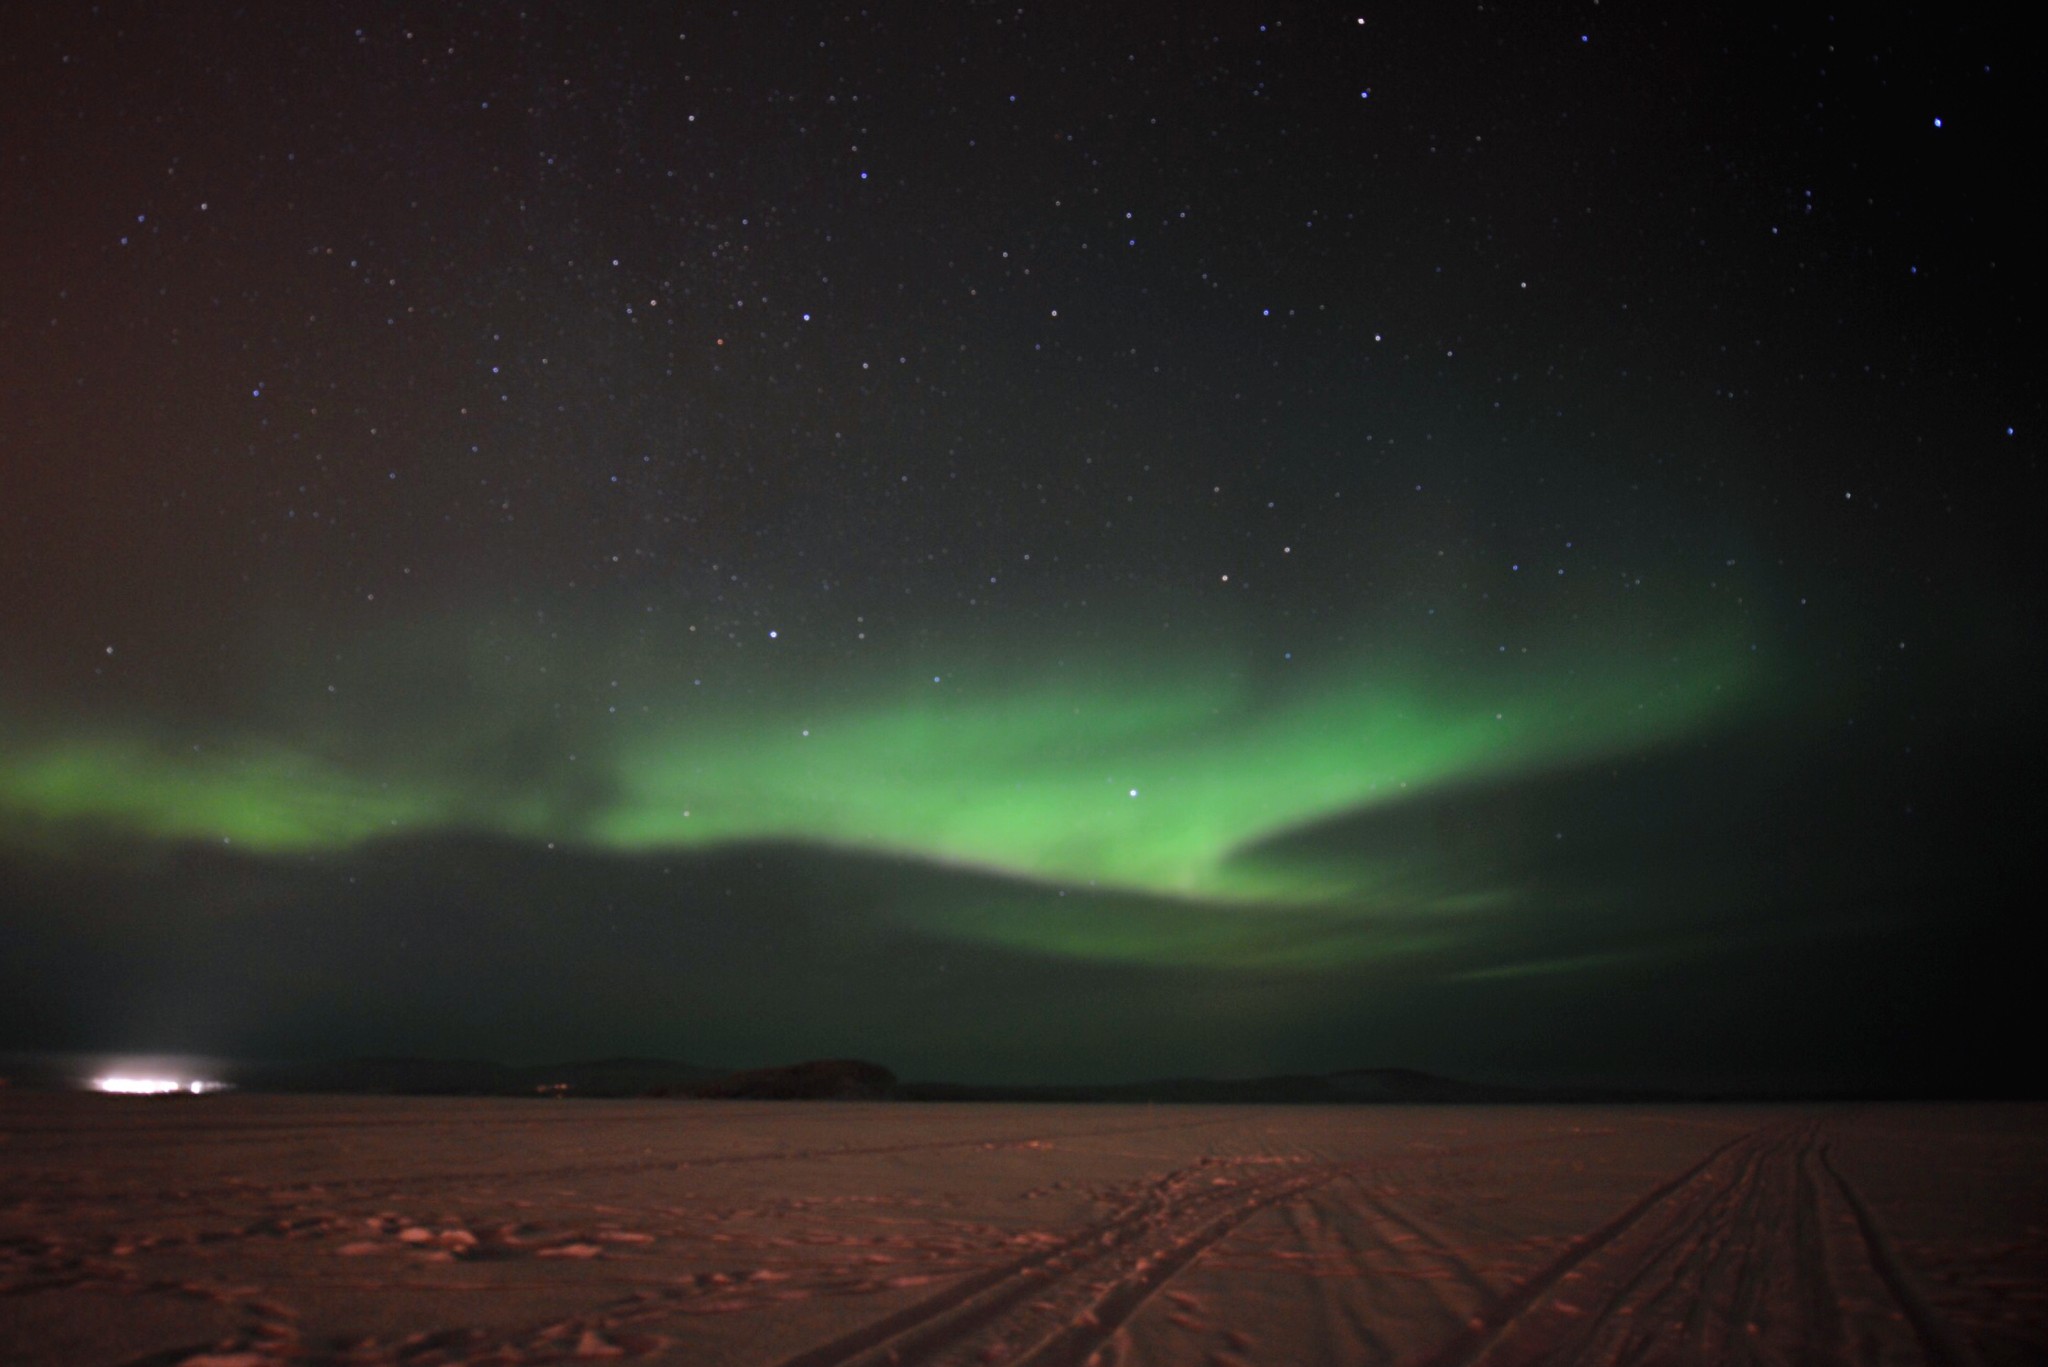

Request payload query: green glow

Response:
[0,729,448,849]
[599,644,1755,900]
[1,621,1763,915]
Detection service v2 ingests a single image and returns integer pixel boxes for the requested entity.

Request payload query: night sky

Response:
[2,4,2038,1092]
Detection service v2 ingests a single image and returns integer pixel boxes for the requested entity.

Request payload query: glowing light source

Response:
[92,1076,226,1095]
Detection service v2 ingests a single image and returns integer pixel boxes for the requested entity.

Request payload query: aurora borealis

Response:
[2,5,2038,1091]
[3,607,1761,900]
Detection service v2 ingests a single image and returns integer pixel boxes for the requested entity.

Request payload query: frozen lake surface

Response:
[2,1095,2042,1365]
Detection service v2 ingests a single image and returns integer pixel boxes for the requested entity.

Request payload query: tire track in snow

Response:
[766,1119,1742,1367]
[1818,1141,1986,1367]
[1415,1117,1977,1367]
[1406,1121,1767,1367]
[1348,1174,1501,1310]
[770,1155,1344,1367]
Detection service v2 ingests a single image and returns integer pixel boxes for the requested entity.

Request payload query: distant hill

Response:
[686,1058,898,1100]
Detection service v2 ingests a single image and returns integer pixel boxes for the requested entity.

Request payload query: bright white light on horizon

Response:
[94,1076,179,1093]
[92,1075,227,1095]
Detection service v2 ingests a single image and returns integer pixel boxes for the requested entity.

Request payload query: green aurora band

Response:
[0,618,1765,913]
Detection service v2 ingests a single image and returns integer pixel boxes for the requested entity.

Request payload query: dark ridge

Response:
[686,1059,899,1101]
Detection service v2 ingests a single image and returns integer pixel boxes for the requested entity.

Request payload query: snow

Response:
[1,1094,2040,1365]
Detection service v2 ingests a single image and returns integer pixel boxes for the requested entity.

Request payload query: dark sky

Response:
[2,3,2038,1091]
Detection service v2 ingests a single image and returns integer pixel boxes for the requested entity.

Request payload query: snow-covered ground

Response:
[2,1095,2041,1365]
